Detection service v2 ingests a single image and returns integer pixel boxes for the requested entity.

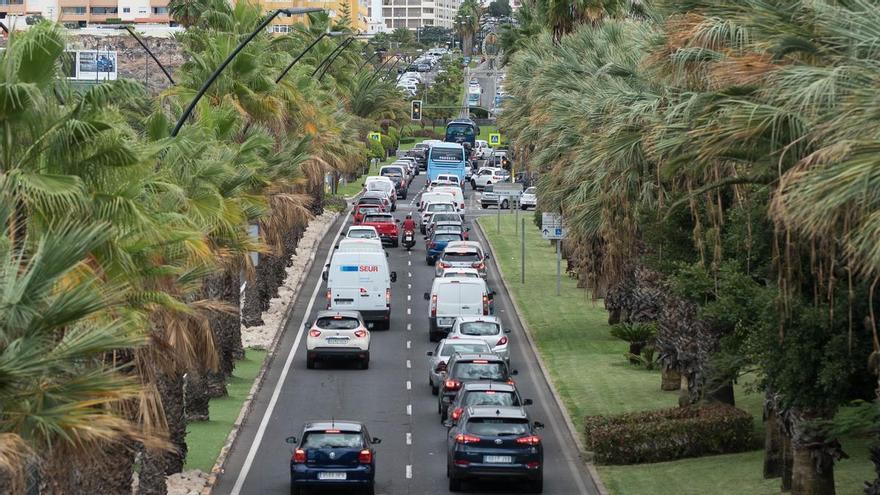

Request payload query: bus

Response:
[427,143,467,183]
[445,119,480,153]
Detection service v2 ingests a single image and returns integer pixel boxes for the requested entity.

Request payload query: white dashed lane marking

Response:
[406,465,413,479]
[406,380,412,390]
[406,432,412,445]
[406,359,411,369]
[406,340,411,349]
[407,323,412,331]
[406,404,412,416]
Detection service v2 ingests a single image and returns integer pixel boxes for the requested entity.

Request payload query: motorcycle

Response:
[402,230,416,251]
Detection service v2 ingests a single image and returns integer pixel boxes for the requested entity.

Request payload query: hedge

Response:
[400,137,416,144]
[407,128,441,139]
[583,404,754,464]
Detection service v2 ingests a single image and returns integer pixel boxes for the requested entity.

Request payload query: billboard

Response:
[63,50,118,81]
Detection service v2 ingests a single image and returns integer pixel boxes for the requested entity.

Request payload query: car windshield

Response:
[433,214,461,223]
[525,187,536,194]
[357,206,380,215]
[302,432,364,449]
[453,362,505,380]
[459,321,500,336]
[431,147,464,162]
[381,168,404,176]
[447,125,475,138]
[434,233,463,243]
[348,230,376,239]
[427,204,455,213]
[464,391,517,407]
[444,252,480,263]
[364,215,394,223]
[315,317,360,330]
[359,198,382,205]
[441,342,490,357]
[444,271,479,278]
[466,418,529,436]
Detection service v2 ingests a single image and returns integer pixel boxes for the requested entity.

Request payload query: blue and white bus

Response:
[427,143,467,182]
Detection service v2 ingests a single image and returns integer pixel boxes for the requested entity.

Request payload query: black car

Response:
[287,420,381,495]
[386,174,407,199]
[446,406,544,493]
[445,381,532,427]
[438,353,517,421]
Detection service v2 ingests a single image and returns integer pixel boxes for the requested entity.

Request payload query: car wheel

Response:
[440,404,448,421]
[521,205,527,210]
[448,476,463,492]
[290,484,301,495]
[481,204,487,209]
[526,479,543,494]
[361,354,370,370]
[501,200,509,209]
[431,383,439,395]
[392,240,399,248]
[306,354,316,369]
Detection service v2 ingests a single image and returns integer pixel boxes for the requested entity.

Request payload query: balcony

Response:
[60,12,89,21]
[149,0,169,6]
[58,0,86,6]
[90,0,118,6]
[0,0,25,14]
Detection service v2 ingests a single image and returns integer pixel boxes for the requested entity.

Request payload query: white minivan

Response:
[324,250,397,329]
[424,277,494,342]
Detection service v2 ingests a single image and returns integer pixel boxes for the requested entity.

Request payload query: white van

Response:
[419,191,456,211]
[325,251,398,329]
[336,237,384,253]
[424,277,494,341]
[433,185,465,210]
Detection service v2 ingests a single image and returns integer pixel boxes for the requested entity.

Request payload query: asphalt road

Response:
[213,173,599,495]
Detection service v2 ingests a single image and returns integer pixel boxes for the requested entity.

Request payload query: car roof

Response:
[443,245,479,253]
[315,310,363,320]
[304,420,364,432]
[466,406,528,420]
[434,221,463,227]
[461,381,516,392]
[362,191,385,198]
[450,352,504,362]
[439,337,489,347]
[446,241,483,251]
[348,226,378,231]
[455,315,501,324]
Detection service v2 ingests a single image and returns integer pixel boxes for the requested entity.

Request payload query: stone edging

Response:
[475,220,610,495]
[200,212,341,495]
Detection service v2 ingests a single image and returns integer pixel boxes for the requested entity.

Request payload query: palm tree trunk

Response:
[782,431,794,491]
[138,371,186,495]
[791,444,835,495]
[660,367,681,391]
[41,441,134,495]
[764,397,783,479]
[184,371,210,422]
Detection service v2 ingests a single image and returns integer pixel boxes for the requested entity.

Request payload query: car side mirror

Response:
[523,399,533,406]
[533,421,545,430]
[372,437,382,444]
[325,263,330,268]
[285,436,298,444]
[443,420,453,428]
[426,351,434,356]
[390,271,398,283]
[504,328,511,334]
[466,227,470,231]
[424,292,430,300]
[510,369,519,376]
[321,271,328,282]
[484,254,490,260]
[395,218,400,223]
[334,245,339,249]
[386,252,389,258]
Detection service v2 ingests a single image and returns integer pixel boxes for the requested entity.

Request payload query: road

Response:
[213,172,599,495]
[465,60,497,115]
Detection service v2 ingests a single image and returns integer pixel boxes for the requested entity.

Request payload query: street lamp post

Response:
[275,30,344,84]
[312,35,356,80]
[114,25,175,85]
[0,22,8,34]
[171,7,323,137]
[357,50,379,72]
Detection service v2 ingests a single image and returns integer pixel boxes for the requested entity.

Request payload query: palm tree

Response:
[168,0,210,27]
[456,0,483,56]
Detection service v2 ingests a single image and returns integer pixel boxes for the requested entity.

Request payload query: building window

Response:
[423,8,432,13]
[90,6,118,14]
[382,7,391,16]
[0,0,25,5]
[61,6,86,14]
[152,6,168,14]
[268,25,290,33]
[138,8,147,13]
[122,7,129,12]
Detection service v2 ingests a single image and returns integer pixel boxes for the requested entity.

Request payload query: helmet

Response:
[406,214,412,219]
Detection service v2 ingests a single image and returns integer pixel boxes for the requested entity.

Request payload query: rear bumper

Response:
[449,463,541,481]
[378,234,398,245]
[360,309,391,323]
[291,465,374,486]
[308,348,369,360]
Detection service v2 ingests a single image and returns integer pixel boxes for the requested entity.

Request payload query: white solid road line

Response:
[229,214,349,495]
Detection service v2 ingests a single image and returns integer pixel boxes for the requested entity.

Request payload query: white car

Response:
[306,310,371,369]
[472,167,509,190]
[435,244,487,278]
[473,140,490,159]
[345,226,380,240]
[420,202,458,233]
[520,186,537,210]
[425,338,492,395]
[440,267,481,278]
[448,315,510,364]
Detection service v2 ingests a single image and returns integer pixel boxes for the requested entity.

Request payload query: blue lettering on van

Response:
[340,265,359,272]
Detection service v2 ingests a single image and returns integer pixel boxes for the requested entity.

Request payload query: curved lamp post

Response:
[0,21,8,34]
[114,25,175,84]
[171,7,323,137]
[317,36,357,81]
[312,35,356,80]
[275,30,344,84]
[356,50,379,72]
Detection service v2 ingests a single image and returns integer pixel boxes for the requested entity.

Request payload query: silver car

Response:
[520,186,537,209]
[425,338,492,395]
[435,245,486,277]
[447,316,510,364]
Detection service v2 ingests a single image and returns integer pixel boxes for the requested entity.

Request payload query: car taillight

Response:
[358,449,372,464]
[326,289,331,306]
[431,294,437,317]
[309,329,321,337]
[445,379,461,391]
[451,407,464,421]
[454,434,481,444]
[354,329,367,338]
[526,461,541,469]
[293,449,306,463]
[496,336,508,346]
[428,242,435,249]
[386,288,391,307]
[435,361,447,372]
[472,262,484,269]
[482,295,489,315]
[516,436,542,446]
[440,262,451,268]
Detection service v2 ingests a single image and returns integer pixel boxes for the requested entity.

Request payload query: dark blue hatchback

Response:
[287,420,380,495]
[426,232,464,265]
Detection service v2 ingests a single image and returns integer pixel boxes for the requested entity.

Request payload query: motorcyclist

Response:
[402,214,416,233]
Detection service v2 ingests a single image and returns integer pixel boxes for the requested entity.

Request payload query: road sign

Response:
[541,213,566,240]
[489,133,501,146]
[411,100,422,121]
[368,132,381,142]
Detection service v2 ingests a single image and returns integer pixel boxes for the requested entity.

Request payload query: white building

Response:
[376,0,462,31]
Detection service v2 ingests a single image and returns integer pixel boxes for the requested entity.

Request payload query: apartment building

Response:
[377,0,461,31]
[257,0,370,32]
[0,0,170,26]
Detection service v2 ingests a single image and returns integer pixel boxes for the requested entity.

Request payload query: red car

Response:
[361,213,400,247]
[353,204,385,224]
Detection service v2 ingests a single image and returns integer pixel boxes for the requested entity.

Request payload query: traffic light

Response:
[411,100,422,121]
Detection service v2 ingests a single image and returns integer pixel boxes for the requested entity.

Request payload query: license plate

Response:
[483,455,512,464]
[317,472,346,480]
[438,318,454,326]
[326,337,348,344]
[334,299,353,304]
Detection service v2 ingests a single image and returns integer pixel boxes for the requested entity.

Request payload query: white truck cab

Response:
[424,277,494,342]
[325,250,397,329]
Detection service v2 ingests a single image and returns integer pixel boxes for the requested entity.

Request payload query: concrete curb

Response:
[201,212,342,495]
[475,219,611,495]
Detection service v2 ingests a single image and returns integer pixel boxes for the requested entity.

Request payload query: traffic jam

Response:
[286,121,546,495]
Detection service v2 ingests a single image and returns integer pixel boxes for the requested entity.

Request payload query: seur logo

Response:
[359,265,379,272]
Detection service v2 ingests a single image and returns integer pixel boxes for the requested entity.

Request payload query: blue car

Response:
[287,420,381,495]
[426,231,464,265]
[446,406,544,493]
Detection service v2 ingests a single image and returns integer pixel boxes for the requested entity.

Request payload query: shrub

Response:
[610,322,657,343]
[400,137,415,144]
[583,404,754,464]
[408,128,441,138]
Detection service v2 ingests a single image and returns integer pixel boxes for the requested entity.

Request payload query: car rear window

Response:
[348,230,376,239]
[358,206,380,214]
[441,342,490,357]
[452,361,505,380]
[359,198,382,205]
[444,252,480,262]
[364,215,393,223]
[443,271,479,278]
[465,418,529,436]
[381,167,404,176]
[427,203,455,212]
[315,317,360,330]
[464,391,517,407]
[459,321,500,336]
[434,233,463,243]
[432,214,460,222]
[302,432,364,449]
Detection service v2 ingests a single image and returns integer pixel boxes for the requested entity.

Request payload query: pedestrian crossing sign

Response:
[489,133,501,146]
[369,132,381,142]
